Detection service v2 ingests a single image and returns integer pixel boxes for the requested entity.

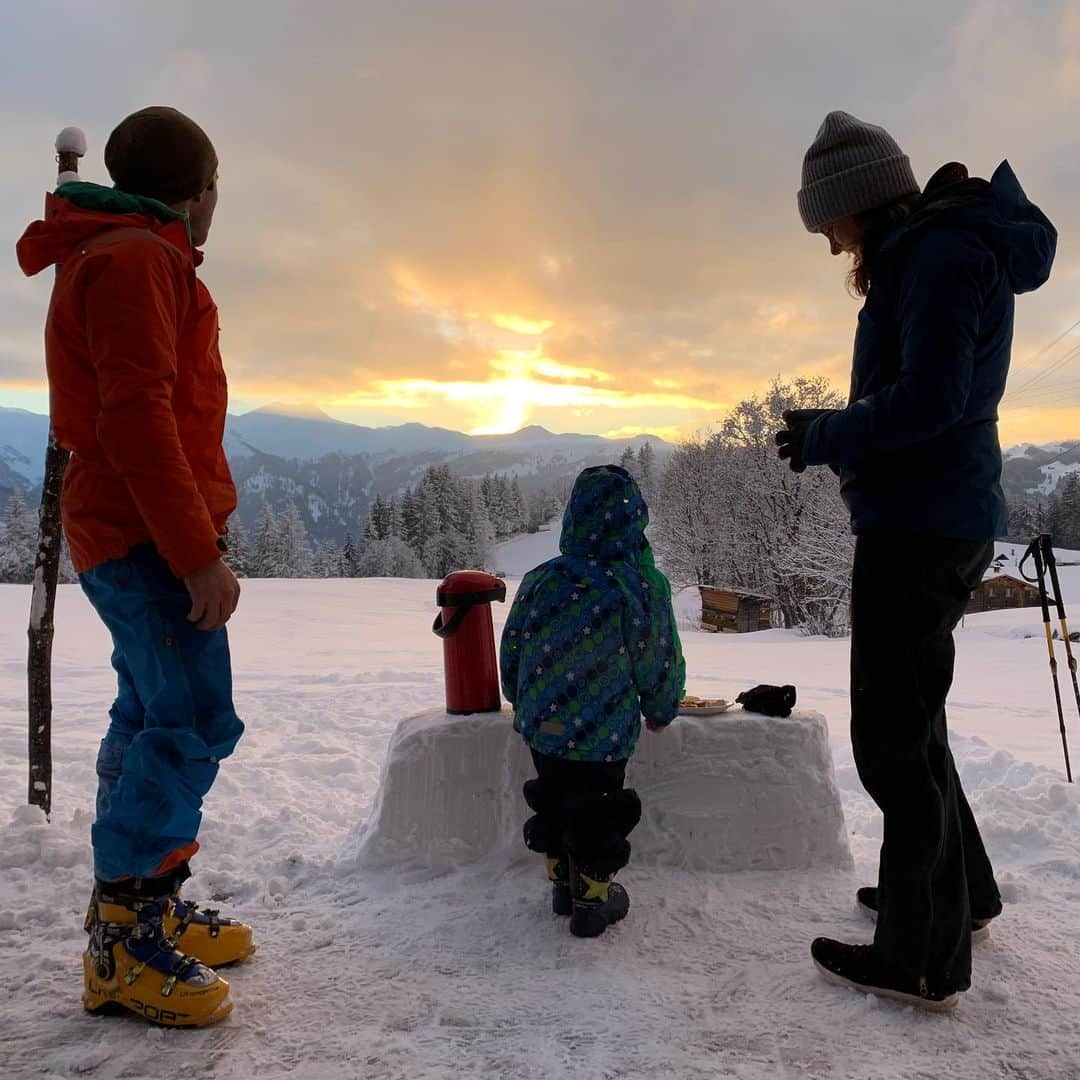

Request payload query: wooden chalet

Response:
[966,573,1042,615]
[699,585,772,634]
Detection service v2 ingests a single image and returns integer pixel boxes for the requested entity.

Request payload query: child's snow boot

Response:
[568,857,630,938]
[83,877,233,1027]
[545,855,572,916]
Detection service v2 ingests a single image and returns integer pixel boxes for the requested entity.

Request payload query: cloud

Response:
[1,1,1078,440]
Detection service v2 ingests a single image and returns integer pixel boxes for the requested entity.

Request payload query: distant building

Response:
[699,586,772,633]
[966,573,1042,614]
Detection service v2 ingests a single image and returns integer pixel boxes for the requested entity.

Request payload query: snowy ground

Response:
[1,545,1080,1079]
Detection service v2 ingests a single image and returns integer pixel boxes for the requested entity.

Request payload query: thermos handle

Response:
[432,585,506,639]
[433,605,472,639]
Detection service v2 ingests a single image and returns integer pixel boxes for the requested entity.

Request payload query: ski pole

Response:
[1028,538,1073,783]
[1040,534,1078,778]
[27,128,83,816]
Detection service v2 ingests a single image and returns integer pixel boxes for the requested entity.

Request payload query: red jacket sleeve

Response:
[83,240,223,578]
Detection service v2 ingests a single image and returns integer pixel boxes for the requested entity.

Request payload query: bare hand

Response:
[183,559,241,631]
[646,721,666,733]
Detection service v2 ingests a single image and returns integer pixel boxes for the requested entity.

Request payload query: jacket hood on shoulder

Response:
[16,182,193,278]
[885,160,1056,295]
[559,465,649,562]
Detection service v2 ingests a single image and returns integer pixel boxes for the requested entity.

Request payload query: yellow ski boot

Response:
[83,880,233,1027]
[165,896,255,968]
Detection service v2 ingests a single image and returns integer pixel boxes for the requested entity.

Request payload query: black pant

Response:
[522,750,641,877]
[851,533,1002,993]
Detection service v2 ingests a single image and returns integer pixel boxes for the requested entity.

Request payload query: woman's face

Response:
[822,215,861,256]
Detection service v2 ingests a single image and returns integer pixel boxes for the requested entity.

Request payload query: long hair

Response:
[846,194,921,297]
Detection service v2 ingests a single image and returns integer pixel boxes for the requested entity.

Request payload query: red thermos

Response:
[433,571,507,714]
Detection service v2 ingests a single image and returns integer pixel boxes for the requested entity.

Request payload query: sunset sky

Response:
[2,1,1079,446]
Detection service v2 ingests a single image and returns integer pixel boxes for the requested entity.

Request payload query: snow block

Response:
[353,708,852,873]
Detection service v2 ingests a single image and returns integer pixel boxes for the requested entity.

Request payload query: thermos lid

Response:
[436,570,506,607]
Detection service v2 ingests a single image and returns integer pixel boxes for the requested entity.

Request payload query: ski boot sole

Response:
[812,956,958,1013]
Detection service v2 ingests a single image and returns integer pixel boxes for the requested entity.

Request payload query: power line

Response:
[1007,340,1080,401]
[1008,316,1080,380]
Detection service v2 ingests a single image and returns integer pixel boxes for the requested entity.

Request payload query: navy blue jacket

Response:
[802,162,1056,540]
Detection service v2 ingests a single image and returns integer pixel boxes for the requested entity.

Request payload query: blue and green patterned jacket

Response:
[500,465,686,763]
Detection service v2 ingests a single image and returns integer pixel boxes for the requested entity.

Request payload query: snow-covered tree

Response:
[356,535,426,578]
[312,537,341,578]
[1048,474,1080,549]
[225,515,254,577]
[251,502,281,578]
[0,490,40,584]
[652,376,851,634]
[637,441,656,499]
[619,445,639,481]
[341,532,362,577]
[278,501,313,577]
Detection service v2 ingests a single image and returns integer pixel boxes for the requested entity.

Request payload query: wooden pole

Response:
[27,129,84,816]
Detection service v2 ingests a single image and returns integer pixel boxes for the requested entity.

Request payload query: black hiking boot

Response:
[811,938,961,1013]
[545,856,572,917]
[568,857,630,938]
[856,887,995,944]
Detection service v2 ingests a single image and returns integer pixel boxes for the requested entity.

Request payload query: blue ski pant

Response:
[80,544,244,881]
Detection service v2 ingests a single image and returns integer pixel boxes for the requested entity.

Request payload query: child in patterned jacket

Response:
[500,464,685,937]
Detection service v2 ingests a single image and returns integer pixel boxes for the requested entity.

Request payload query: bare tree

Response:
[653,376,852,635]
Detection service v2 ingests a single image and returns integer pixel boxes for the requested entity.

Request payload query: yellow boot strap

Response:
[96,902,138,926]
[544,857,563,883]
[579,873,610,903]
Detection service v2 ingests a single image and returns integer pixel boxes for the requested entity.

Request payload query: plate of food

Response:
[678,695,734,717]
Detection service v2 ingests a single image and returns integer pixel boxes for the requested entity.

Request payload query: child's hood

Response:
[559,465,648,563]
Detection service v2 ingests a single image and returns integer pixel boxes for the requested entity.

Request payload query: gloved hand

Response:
[775,409,836,473]
[736,684,797,718]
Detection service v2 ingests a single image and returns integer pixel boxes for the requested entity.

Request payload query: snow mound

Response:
[352,707,852,873]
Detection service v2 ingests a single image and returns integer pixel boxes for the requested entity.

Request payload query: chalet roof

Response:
[976,572,1039,592]
[699,584,772,602]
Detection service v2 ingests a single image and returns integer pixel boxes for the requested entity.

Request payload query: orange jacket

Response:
[17,186,236,579]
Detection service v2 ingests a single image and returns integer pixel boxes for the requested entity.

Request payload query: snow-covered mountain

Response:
[1001,440,1080,502]
[0,407,49,488]
[0,404,671,542]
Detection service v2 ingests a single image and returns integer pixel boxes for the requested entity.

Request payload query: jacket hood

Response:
[884,160,1056,295]
[16,182,193,278]
[559,465,649,562]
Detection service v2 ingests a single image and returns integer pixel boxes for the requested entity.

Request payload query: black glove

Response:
[775,409,835,474]
[736,684,797,718]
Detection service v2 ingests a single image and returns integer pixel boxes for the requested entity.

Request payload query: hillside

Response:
[0,405,671,543]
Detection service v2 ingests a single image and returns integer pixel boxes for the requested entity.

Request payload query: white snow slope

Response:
[1,557,1079,1079]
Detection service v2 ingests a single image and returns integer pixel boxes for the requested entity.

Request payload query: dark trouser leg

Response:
[523,750,639,876]
[851,533,998,993]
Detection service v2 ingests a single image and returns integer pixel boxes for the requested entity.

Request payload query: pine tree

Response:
[1049,474,1080,549]
[341,531,361,577]
[510,478,527,536]
[279,501,313,577]
[637,442,656,496]
[252,502,279,578]
[0,489,39,584]
[225,515,253,577]
[312,537,341,578]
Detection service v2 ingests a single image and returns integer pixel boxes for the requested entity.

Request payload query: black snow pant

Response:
[851,532,1003,994]
[522,750,641,878]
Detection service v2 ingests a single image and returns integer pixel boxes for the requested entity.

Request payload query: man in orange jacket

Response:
[18,107,252,1027]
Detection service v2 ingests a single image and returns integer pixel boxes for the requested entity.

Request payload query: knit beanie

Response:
[798,111,919,233]
[105,107,218,206]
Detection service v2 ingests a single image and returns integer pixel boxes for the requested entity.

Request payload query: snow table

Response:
[354,707,852,873]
